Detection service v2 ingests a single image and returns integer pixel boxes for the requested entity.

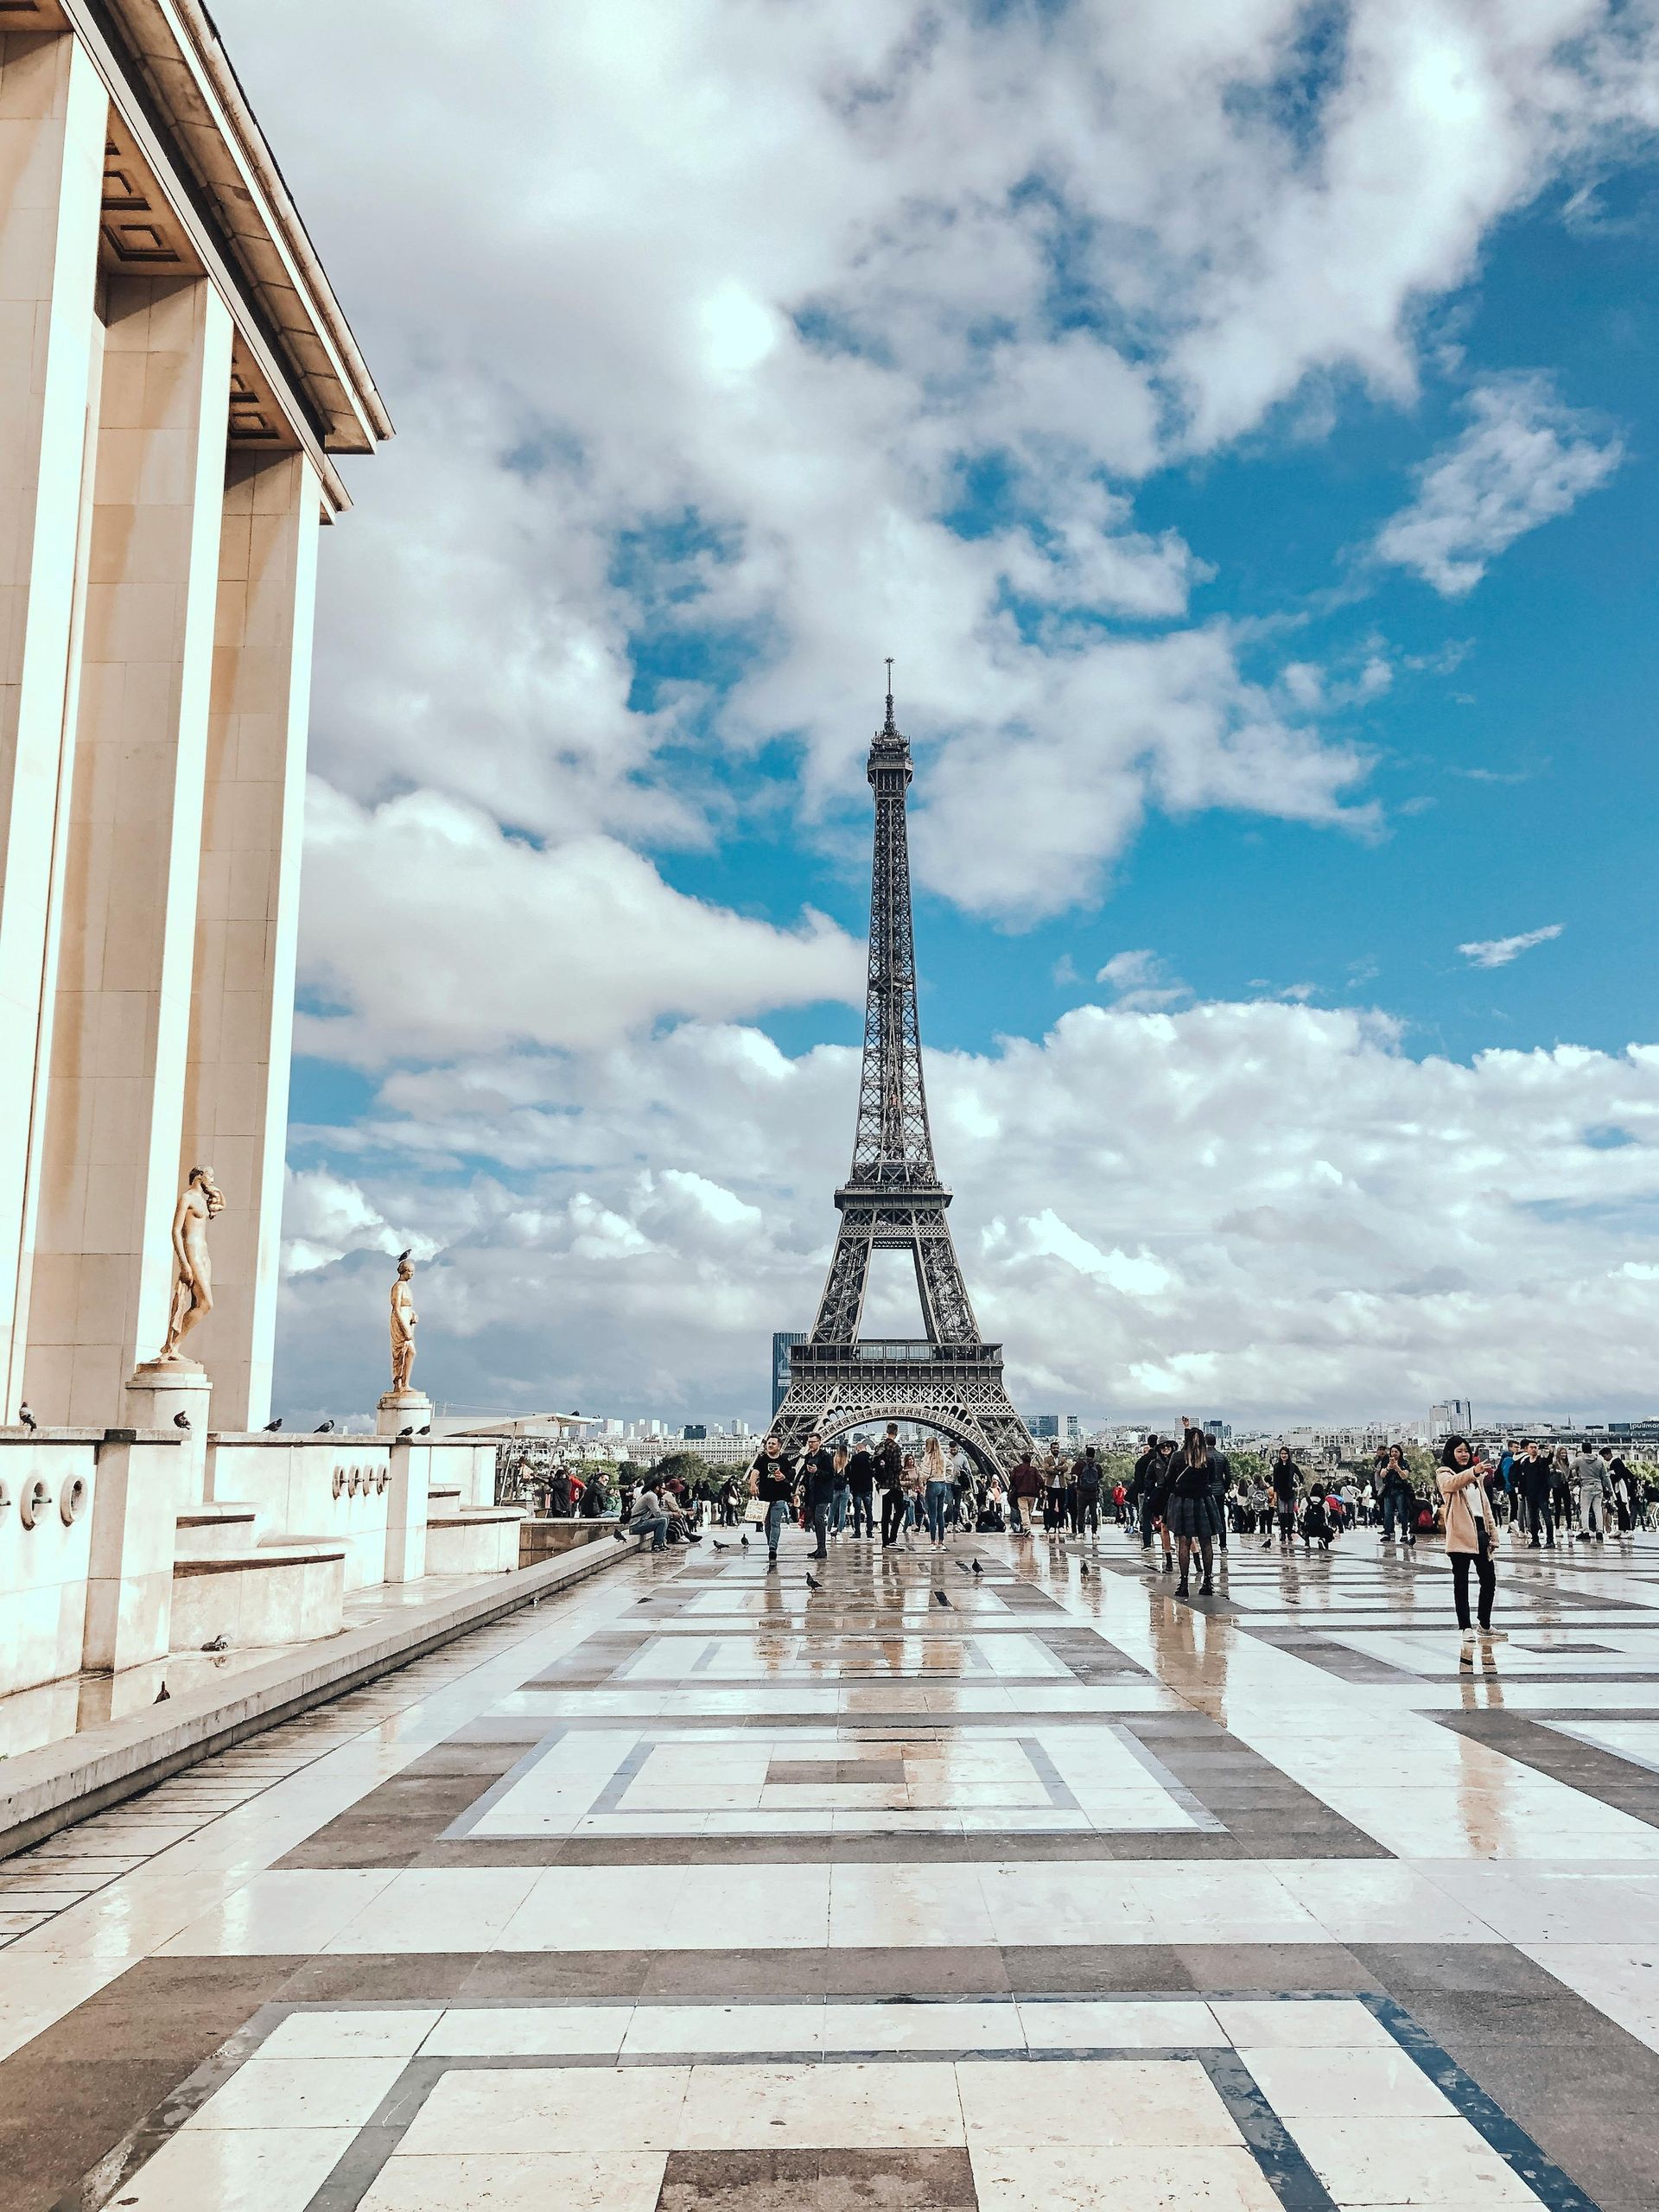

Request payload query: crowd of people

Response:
[594,1420,1653,1656]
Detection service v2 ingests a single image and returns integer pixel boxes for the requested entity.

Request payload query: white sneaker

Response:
[1480,1628,1510,1642]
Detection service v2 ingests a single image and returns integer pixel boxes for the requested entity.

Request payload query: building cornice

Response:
[52,0,391,505]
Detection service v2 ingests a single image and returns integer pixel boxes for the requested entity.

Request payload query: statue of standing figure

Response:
[160,1166,226,1360]
[390,1250,417,1391]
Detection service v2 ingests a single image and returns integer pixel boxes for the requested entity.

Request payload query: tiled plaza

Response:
[6,1524,1659,2209]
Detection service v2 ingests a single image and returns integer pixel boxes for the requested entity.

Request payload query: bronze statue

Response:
[160,1166,226,1360]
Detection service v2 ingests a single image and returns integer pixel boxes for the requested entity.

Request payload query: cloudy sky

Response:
[214,0,1659,1430]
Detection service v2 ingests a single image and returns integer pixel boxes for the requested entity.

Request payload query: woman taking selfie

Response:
[1437,1433,1506,1658]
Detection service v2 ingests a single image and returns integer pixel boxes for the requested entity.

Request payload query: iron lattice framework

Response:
[772,680,1035,1474]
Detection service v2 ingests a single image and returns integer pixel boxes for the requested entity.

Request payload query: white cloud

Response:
[1096,949,1191,1014]
[1374,376,1624,594]
[1459,923,1565,969]
[296,780,863,1063]
[210,0,1658,913]
[277,1001,1659,1427]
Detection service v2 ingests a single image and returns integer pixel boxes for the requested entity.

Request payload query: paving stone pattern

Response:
[5,1522,1659,2208]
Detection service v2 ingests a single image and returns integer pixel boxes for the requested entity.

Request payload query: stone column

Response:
[0,29,106,1420]
[24,272,233,1425]
[383,1435,429,1585]
[83,1426,195,1672]
[181,448,320,1427]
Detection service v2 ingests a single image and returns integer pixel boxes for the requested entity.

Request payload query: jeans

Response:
[831,1483,851,1533]
[1073,1491,1100,1534]
[1452,1525,1496,1629]
[764,1499,789,1557]
[628,1514,668,1551]
[925,1481,952,1542]
[810,1501,832,1554]
[1526,1494,1554,1545]
[850,1487,874,1536]
[1382,1496,1414,1541]
[880,1489,906,1545]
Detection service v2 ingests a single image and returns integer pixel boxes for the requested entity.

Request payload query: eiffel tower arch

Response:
[772,675,1035,1476]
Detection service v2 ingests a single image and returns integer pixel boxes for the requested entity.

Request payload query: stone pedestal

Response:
[124,1359,212,1501]
[83,1428,192,1674]
[383,1435,429,1585]
[377,1388,432,1440]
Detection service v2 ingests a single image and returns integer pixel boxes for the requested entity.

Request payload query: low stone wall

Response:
[517,1516,616,1568]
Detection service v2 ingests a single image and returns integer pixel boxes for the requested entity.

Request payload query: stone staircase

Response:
[170,1500,347,1651]
[424,1484,525,1575]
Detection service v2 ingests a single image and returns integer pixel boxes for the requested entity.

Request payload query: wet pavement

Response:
[3,1517,1659,2209]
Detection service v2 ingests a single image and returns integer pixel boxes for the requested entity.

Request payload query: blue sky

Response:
[220,0,1659,1428]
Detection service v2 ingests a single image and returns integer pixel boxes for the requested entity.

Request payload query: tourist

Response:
[847,1434,876,1538]
[1514,1440,1555,1549]
[1008,1451,1042,1535]
[1437,1433,1504,1656]
[1043,1449,1069,1535]
[1268,1446,1299,1548]
[1379,1447,1417,1547]
[830,1441,853,1538]
[1146,1446,1176,1575]
[1571,1440,1609,1543]
[1550,1446,1574,1535]
[799,1433,839,1558]
[979,1468,1007,1531]
[950,1448,976,1530]
[614,1483,670,1553]
[1072,1446,1103,1537]
[875,1424,906,1548]
[1300,1492,1332,1550]
[748,1433,798,1568]
[920,1435,952,1546]
[1166,1427,1224,1598]
[900,1450,925,1546]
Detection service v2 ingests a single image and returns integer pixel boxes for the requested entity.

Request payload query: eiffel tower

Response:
[772,671,1035,1473]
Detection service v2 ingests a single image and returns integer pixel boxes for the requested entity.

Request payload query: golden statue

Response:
[390,1250,417,1390]
[160,1166,226,1360]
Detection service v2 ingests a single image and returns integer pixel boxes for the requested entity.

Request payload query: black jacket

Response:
[801,1447,839,1508]
[847,1449,875,1492]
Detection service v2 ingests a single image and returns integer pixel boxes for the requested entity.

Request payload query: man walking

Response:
[1008,1450,1043,1535]
[1072,1446,1103,1537]
[800,1433,839,1559]
[847,1434,876,1539]
[748,1433,798,1569]
[876,1423,906,1548]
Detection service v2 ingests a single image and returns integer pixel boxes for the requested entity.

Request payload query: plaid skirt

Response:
[1165,1491,1223,1539]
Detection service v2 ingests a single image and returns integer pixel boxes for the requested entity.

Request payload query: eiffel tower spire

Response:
[772,674,1034,1472]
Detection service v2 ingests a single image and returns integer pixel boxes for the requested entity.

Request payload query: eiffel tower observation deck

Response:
[772,672,1036,1472]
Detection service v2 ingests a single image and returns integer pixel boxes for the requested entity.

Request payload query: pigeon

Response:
[19,1402,37,1433]
[397,1248,411,1266]
[155,1682,169,1702]
[315,1419,334,1433]
[201,1634,228,1653]
[712,1540,728,1550]
[970,1560,982,1578]
[173,1409,190,1430]
[805,1572,821,1592]
[398,1426,414,1439]
[741,1535,749,1548]
[417,1425,430,1436]
[933,1588,952,1607]
[1078,1562,1090,1579]
[263,1418,282,1432]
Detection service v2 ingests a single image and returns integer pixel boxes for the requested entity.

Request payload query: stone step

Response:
[174,1503,262,1558]
[171,1541,347,1650]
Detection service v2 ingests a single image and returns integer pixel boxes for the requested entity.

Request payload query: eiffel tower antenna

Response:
[772,674,1035,1472]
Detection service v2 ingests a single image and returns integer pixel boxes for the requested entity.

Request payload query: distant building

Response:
[1026,1414,1058,1439]
[683,1423,707,1440]
[1429,1400,1474,1439]
[772,1332,806,1415]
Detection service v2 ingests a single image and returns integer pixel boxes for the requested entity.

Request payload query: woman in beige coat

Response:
[1437,1435,1506,1652]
